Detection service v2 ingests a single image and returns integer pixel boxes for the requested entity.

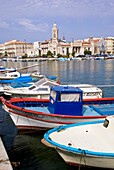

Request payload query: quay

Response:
[0,103,18,170]
[0,137,13,170]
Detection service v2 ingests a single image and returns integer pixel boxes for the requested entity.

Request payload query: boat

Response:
[0,66,17,72]
[2,77,59,99]
[1,77,103,99]
[0,71,31,84]
[31,71,57,81]
[1,85,114,131]
[62,83,102,99]
[42,115,114,169]
[30,71,44,78]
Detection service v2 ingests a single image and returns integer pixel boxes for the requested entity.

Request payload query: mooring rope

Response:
[78,150,86,170]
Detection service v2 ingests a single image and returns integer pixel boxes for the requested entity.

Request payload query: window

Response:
[50,90,56,101]
[38,88,49,91]
[61,93,80,102]
[29,85,36,90]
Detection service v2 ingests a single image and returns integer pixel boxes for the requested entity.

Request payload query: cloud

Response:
[1,0,114,20]
[20,0,114,18]
[18,19,49,32]
[0,21,9,29]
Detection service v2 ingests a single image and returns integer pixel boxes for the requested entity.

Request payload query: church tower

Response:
[51,23,59,56]
[52,23,58,40]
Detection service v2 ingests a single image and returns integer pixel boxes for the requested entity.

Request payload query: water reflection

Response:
[8,133,69,170]
[0,103,17,150]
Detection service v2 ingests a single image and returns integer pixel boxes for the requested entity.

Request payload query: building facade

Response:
[0,40,33,57]
[34,24,108,57]
[105,37,114,55]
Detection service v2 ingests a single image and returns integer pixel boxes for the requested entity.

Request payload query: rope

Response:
[78,150,86,170]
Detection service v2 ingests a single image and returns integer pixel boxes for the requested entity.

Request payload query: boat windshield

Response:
[29,85,36,90]
[38,88,49,91]
[60,93,80,102]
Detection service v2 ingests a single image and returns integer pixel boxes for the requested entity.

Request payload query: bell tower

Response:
[51,23,59,56]
[52,23,58,40]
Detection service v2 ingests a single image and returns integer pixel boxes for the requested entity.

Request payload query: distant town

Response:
[0,23,114,59]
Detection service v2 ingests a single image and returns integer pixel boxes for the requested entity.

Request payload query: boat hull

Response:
[3,103,104,131]
[42,116,114,169]
[2,97,114,131]
[56,148,114,169]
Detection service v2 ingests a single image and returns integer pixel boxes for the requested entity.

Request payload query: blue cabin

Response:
[48,86,83,116]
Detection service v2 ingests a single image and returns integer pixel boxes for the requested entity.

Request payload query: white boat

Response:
[2,78,103,99]
[62,84,103,99]
[0,71,31,85]
[0,66,17,72]
[0,71,21,80]
[42,115,114,169]
[30,71,44,78]
[0,71,30,80]
[3,77,59,99]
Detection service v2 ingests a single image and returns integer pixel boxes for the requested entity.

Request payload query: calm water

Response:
[1,59,114,170]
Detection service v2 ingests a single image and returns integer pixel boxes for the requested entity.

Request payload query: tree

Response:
[72,51,75,57]
[22,53,28,58]
[84,49,91,55]
[4,51,8,56]
[57,53,63,58]
[47,50,53,58]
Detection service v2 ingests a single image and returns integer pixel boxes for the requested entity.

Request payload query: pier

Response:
[0,137,13,170]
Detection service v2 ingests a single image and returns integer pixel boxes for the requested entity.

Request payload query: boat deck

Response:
[50,122,114,153]
[24,103,114,116]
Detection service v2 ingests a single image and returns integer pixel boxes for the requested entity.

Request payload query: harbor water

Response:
[1,59,114,170]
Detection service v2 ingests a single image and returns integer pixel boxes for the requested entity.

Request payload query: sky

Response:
[0,0,114,44]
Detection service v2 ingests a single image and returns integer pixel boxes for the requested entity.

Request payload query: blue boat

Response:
[1,85,114,131]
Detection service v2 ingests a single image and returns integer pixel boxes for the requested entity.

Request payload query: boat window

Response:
[61,93,80,102]
[38,88,49,91]
[29,85,36,90]
[103,119,109,128]
[11,74,18,77]
[50,90,56,101]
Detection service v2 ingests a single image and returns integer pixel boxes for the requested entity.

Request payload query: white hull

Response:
[3,105,104,131]
[4,90,102,99]
[3,79,103,100]
[8,109,63,130]
[7,93,50,99]
[57,148,114,168]
[42,116,114,169]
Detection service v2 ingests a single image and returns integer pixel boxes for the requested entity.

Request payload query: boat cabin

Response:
[48,86,83,116]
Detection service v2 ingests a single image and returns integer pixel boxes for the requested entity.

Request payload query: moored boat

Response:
[2,77,59,99]
[42,115,114,169]
[1,85,114,131]
[0,71,31,84]
[1,77,103,99]
[0,66,17,72]
[30,71,44,78]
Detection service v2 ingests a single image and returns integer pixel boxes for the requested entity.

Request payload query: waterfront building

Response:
[0,40,33,57]
[0,23,113,58]
[33,24,106,57]
[105,37,114,55]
